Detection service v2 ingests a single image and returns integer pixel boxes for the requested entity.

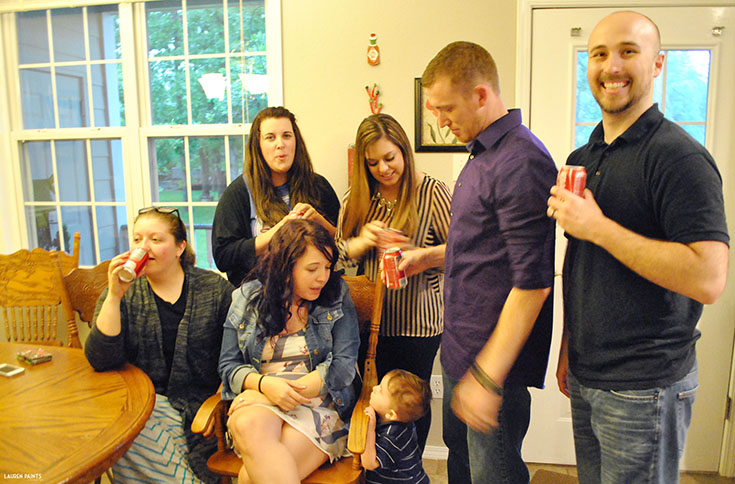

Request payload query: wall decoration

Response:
[367,33,380,66]
[413,78,465,152]
[366,83,382,114]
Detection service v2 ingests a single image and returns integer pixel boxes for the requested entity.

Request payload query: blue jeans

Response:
[569,363,698,484]
[442,368,532,484]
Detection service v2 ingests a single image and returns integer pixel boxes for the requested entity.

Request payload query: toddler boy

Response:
[362,369,432,483]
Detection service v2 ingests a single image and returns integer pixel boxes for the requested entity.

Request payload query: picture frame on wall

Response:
[413,78,466,152]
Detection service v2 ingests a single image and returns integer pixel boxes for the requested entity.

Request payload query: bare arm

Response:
[94,252,133,337]
[360,407,380,470]
[452,286,550,432]
[398,244,446,276]
[549,186,729,304]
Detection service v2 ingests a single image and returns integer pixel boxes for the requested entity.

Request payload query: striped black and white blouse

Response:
[336,174,452,337]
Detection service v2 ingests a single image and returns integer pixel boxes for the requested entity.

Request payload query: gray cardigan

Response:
[85,265,233,483]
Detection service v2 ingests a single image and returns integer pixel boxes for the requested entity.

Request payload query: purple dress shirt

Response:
[442,109,556,387]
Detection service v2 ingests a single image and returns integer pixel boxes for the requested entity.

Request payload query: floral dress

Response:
[255,328,349,461]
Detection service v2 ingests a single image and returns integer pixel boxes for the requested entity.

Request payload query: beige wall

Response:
[282,0,518,451]
[282,0,518,197]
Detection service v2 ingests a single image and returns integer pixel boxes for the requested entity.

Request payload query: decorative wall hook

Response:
[365,83,382,114]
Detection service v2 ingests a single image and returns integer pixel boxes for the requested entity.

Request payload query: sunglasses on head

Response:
[138,206,181,219]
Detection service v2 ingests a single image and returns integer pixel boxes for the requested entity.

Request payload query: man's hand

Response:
[548,186,605,242]
[451,372,502,434]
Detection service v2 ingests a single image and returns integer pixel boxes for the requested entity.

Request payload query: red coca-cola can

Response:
[119,248,149,282]
[382,247,407,290]
[557,165,587,197]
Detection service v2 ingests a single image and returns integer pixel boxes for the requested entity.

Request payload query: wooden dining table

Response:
[0,342,155,483]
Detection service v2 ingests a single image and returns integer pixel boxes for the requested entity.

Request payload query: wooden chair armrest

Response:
[346,392,371,455]
[191,393,224,434]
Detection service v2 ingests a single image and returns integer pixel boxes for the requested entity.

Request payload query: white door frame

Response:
[515,0,735,476]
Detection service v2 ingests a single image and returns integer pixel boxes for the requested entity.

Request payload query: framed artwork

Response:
[413,78,465,152]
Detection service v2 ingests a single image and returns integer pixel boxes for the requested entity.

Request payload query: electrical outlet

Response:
[430,374,443,399]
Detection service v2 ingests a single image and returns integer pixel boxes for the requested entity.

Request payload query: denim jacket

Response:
[218,278,360,421]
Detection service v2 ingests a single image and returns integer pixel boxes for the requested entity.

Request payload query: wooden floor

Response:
[422,459,735,484]
[99,460,735,483]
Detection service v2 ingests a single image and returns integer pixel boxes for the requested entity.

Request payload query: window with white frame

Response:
[4,0,281,268]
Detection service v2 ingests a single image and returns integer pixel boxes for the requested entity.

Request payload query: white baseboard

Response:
[422,445,448,460]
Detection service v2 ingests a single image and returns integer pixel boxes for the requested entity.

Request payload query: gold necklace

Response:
[373,191,397,213]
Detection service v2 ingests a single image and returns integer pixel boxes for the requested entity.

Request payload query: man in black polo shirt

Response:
[548,11,729,484]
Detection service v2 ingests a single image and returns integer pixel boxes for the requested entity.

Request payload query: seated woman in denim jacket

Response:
[218,219,360,484]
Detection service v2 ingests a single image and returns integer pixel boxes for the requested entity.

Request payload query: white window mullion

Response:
[182,0,193,125]
[46,10,61,129]
[49,139,65,252]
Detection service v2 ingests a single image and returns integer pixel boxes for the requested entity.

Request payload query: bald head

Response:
[590,11,661,54]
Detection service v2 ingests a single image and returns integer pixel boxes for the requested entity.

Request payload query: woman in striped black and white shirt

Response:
[336,113,451,451]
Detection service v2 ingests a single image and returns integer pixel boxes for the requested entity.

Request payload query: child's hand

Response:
[364,406,376,428]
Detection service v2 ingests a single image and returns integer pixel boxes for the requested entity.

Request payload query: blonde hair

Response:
[422,41,500,95]
[384,369,431,422]
[341,114,418,239]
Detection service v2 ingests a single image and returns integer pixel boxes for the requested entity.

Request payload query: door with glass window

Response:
[524,6,735,472]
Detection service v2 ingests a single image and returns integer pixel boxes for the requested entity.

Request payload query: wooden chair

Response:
[191,274,385,484]
[0,235,82,348]
[60,259,111,327]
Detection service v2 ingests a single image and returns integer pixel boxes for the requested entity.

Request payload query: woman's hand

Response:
[227,389,271,416]
[106,251,135,300]
[347,221,386,258]
[260,376,311,412]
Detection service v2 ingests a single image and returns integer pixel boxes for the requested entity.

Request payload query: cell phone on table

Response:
[0,363,25,377]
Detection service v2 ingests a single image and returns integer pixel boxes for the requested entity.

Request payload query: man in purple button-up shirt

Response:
[423,42,556,484]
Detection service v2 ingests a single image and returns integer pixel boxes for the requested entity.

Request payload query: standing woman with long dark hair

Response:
[336,113,451,451]
[212,106,340,286]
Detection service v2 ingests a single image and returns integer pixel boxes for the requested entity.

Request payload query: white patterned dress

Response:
[256,328,349,461]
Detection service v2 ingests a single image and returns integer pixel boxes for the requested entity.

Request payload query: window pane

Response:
[91,139,125,202]
[575,125,596,150]
[17,10,50,64]
[228,0,265,53]
[21,141,55,202]
[193,206,215,269]
[56,140,90,202]
[20,68,54,129]
[191,59,228,124]
[27,206,59,251]
[88,5,121,60]
[229,135,244,182]
[146,1,184,57]
[231,57,268,124]
[187,2,225,55]
[575,51,600,124]
[91,63,124,127]
[52,8,85,63]
[190,137,226,202]
[150,138,188,202]
[56,65,90,128]
[665,50,710,122]
[150,60,188,125]
[680,124,706,146]
[61,206,95,265]
[96,206,129,261]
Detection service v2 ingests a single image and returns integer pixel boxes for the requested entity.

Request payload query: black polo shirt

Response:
[563,104,729,390]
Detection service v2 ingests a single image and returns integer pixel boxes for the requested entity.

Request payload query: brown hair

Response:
[341,113,418,239]
[384,369,431,422]
[249,219,341,337]
[133,209,196,267]
[244,106,323,228]
[422,41,500,95]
